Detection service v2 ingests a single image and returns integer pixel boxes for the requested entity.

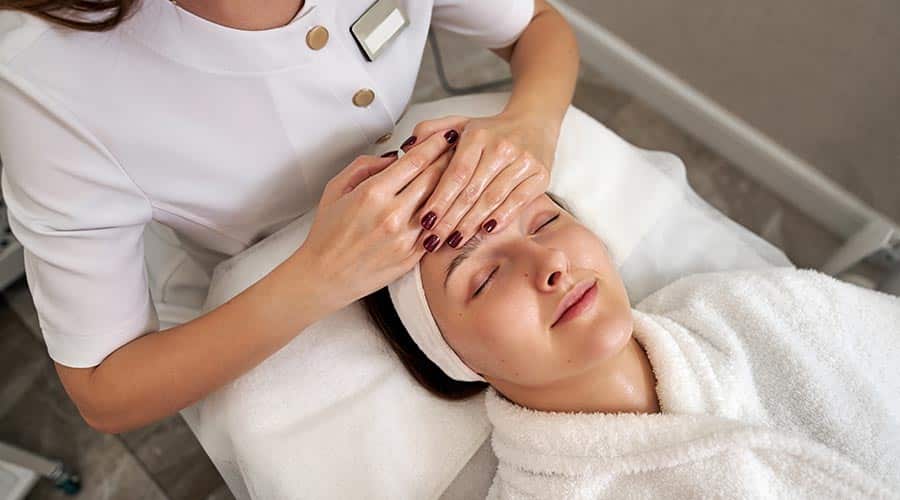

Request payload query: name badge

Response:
[350,0,408,61]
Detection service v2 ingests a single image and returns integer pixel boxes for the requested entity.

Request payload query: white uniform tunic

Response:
[0,0,534,367]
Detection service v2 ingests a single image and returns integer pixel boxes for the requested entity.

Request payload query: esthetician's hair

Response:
[363,192,575,400]
[1,0,137,32]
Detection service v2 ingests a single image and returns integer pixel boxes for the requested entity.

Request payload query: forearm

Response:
[501,2,580,140]
[63,248,329,433]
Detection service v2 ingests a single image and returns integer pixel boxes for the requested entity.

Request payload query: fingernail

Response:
[402,136,417,149]
[380,150,399,158]
[483,219,497,233]
[447,231,462,248]
[424,234,440,252]
[444,129,459,144]
[421,211,437,230]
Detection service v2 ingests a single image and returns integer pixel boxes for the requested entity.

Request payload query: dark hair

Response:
[362,192,573,400]
[1,0,138,32]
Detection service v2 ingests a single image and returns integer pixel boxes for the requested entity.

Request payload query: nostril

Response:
[548,271,561,286]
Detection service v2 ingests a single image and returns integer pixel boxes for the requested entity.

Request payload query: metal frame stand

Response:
[0,443,81,496]
[822,220,900,294]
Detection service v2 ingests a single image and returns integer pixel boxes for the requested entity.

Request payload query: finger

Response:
[405,232,431,266]
[340,153,399,195]
[445,155,538,249]
[322,155,395,204]
[418,144,520,253]
[395,150,454,255]
[479,170,550,237]
[432,138,521,229]
[396,148,453,204]
[363,127,459,195]
[390,149,453,259]
[400,115,470,152]
[417,132,522,233]
[416,146,514,251]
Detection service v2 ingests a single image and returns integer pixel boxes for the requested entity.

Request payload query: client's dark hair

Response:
[362,192,574,400]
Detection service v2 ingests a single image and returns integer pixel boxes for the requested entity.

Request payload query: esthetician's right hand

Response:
[298,130,458,313]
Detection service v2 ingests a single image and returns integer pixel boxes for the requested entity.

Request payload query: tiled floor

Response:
[0,27,887,500]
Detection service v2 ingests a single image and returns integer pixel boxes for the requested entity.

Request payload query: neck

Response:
[172,0,306,31]
[494,334,660,414]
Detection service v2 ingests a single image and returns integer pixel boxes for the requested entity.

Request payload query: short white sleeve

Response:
[0,76,158,368]
[431,0,535,49]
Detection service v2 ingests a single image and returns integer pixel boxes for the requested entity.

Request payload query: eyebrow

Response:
[443,232,487,290]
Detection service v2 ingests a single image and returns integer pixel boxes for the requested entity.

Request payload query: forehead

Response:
[421,194,558,270]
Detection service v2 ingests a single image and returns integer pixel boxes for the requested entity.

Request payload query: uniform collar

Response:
[122,0,327,74]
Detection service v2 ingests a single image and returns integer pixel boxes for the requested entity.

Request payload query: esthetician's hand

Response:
[401,111,558,251]
[298,131,456,312]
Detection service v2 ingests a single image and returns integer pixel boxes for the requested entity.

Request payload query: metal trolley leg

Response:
[0,442,81,495]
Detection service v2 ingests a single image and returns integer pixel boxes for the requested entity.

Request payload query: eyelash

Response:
[472,212,560,297]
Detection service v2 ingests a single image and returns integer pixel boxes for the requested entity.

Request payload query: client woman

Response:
[363,193,900,498]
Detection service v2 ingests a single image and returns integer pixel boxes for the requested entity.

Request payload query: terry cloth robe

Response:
[485,268,900,499]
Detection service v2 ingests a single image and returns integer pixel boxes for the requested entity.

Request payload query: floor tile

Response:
[570,68,632,124]
[413,30,513,104]
[206,484,237,500]
[0,309,167,500]
[0,303,44,419]
[1,277,41,342]
[121,414,226,500]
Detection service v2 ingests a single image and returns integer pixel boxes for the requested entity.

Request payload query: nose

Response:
[531,245,568,292]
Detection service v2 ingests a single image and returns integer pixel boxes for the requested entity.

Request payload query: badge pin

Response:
[351,0,408,61]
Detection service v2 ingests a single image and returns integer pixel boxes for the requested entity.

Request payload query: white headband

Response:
[388,262,486,383]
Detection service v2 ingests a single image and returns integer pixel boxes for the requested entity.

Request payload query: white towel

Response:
[485,268,900,499]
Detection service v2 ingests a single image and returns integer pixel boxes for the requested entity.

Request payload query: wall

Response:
[566,0,900,222]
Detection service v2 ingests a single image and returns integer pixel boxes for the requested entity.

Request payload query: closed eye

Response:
[473,267,497,297]
[532,212,560,234]
[473,212,560,297]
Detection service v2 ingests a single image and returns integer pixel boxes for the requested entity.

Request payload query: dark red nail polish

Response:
[424,234,440,252]
[483,219,497,233]
[421,211,437,230]
[444,129,459,144]
[447,231,462,248]
[402,136,417,149]
[380,150,399,158]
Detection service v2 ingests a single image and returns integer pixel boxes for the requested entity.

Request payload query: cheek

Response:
[447,288,545,378]
[568,228,611,269]
[582,305,633,362]
[554,230,634,371]
[561,279,634,370]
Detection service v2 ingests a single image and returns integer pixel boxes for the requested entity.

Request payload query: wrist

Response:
[497,107,562,168]
[502,99,564,136]
[500,106,562,146]
[275,246,341,327]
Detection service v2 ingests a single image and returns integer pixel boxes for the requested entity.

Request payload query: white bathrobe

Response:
[485,268,900,499]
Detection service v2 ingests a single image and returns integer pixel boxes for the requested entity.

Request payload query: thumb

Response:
[321,154,396,205]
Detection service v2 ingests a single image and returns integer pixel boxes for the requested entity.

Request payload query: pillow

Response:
[195,209,490,500]
[193,92,791,500]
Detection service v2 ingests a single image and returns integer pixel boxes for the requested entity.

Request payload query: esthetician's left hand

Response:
[402,111,559,252]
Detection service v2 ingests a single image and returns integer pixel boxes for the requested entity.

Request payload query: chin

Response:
[579,312,634,364]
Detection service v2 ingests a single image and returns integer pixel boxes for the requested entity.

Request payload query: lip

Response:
[551,278,598,328]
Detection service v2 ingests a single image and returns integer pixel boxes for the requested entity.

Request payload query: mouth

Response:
[551,278,598,328]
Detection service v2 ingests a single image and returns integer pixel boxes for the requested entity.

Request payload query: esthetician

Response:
[0,0,578,433]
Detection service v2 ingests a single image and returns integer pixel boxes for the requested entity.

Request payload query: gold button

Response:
[352,88,375,107]
[306,26,329,50]
[375,132,393,144]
